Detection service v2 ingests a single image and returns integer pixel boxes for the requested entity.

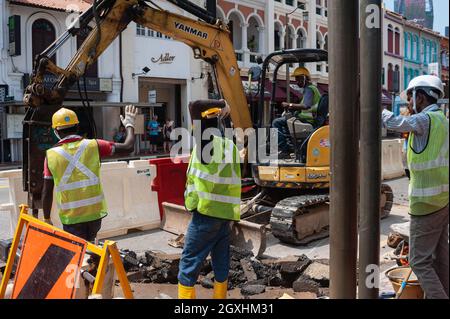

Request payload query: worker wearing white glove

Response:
[120,104,137,129]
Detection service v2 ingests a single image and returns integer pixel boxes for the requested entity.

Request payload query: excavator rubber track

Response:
[270,183,394,245]
[271,194,330,245]
[380,183,394,219]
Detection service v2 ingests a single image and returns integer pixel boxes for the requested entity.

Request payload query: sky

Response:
[384,0,449,35]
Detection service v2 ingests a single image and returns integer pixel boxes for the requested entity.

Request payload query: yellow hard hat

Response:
[52,107,79,129]
[201,107,222,119]
[292,67,310,78]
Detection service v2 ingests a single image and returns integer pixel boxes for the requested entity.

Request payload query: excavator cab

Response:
[247,49,393,246]
[253,49,331,190]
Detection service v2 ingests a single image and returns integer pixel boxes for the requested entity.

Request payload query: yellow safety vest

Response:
[297,84,322,123]
[407,111,449,216]
[185,136,241,221]
[46,138,108,225]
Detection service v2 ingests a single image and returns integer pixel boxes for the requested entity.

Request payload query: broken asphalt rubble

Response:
[123,246,330,297]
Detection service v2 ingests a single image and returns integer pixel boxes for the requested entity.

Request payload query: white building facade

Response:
[382,9,404,98]
[0,0,207,161]
[217,0,329,84]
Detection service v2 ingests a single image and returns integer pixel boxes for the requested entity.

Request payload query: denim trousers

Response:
[177,211,231,287]
[273,117,290,153]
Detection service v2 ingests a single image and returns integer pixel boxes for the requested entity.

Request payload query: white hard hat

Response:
[400,75,445,101]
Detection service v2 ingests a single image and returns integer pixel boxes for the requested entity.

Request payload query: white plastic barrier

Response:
[382,139,406,180]
[0,170,28,236]
[0,160,160,239]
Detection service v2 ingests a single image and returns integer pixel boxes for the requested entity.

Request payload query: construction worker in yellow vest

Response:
[178,99,241,299]
[382,75,449,299]
[42,105,138,242]
[273,66,321,159]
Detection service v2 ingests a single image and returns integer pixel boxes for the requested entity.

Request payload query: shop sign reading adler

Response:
[151,53,176,65]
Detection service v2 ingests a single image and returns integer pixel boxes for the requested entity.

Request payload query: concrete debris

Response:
[200,277,214,289]
[302,262,330,287]
[142,251,181,284]
[292,275,320,294]
[127,270,147,283]
[168,234,185,248]
[241,284,266,296]
[318,288,330,298]
[240,259,257,282]
[279,255,312,288]
[123,247,330,295]
[230,246,254,261]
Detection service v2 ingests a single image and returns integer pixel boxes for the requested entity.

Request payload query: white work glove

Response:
[219,99,231,119]
[120,105,138,129]
[44,217,53,226]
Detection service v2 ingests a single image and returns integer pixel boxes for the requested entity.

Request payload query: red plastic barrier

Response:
[150,156,189,219]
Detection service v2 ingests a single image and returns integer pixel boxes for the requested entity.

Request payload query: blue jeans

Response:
[273,117,290,153]
[178,211,231,287]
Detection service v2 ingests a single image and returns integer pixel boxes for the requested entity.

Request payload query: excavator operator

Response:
[41,105,138,242]
[272,67,322,159]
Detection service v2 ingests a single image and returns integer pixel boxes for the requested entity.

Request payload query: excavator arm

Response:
[22,0,252,209]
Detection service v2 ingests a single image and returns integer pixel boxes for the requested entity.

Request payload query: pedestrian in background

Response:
[147,114,160,154]
[163,119,174,154]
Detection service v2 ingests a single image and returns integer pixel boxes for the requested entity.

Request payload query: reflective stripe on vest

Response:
[298,85,322,121]
[52,140,100,192]
[410,184,449,197]
[189,167,241,185]
[185,136,241,221]
[47,138,107,225]
[185,184,241,205]
[58,194,105,210]
[407,111,449,215]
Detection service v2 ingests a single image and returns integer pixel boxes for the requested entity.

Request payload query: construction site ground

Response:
[0,177,411,299]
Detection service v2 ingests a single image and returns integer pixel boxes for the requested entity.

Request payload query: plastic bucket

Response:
[385,266,424,299]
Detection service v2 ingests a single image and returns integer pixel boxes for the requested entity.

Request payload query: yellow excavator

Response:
[247,49,393,245]
[23,0,393,254]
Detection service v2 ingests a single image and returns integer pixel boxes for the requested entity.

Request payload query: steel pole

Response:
[358,0,382,299]
[329,0,359,299]
[286,13,291,104]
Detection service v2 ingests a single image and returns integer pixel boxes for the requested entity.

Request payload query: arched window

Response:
[274,22,283,51]
[404,67,408,90]
[297,29,307,49]
[416,37,420,62]
[404,33,409,59]
[247,16,260,53]
[430,42,436,63]
[316,31,323,50]
[423,39,427,64]
[388,63,393,91]
[228,12,243,50]
[388,24,394,53]
[394,27,400,55]
[32,19,56,66]
[285,25,295,49]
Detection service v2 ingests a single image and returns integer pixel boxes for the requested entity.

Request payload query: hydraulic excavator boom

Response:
[22,0,252,210]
